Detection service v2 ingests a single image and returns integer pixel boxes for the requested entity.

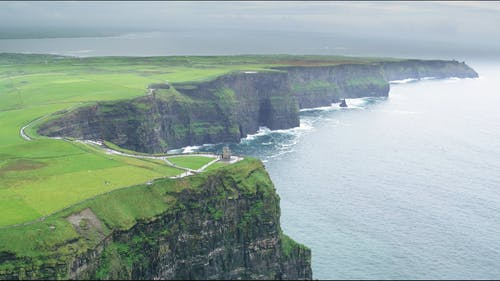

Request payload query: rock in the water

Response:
[38,60,478,153]
[339,99,348,107]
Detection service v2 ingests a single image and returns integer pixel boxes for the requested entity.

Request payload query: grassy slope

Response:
[0,159,265,269]
[167,156,215,170]
[0,53,402,227]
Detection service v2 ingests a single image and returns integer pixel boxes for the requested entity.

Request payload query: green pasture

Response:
[0,53,394,227]
[0,158,260,263]
[167,155,216,170]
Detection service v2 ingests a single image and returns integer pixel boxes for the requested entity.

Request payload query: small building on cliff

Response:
[221,146,231,161]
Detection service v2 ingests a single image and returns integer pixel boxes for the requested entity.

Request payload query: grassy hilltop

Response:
[0,53,394,228]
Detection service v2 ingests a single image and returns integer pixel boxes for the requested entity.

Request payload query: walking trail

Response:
[20,115,243,178]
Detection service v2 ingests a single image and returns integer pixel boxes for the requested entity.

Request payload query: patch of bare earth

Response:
[67,208,105,240]
[0,159,46,174]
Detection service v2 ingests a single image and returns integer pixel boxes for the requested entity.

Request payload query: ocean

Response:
[191,63,500,279]
[2,35,500,278]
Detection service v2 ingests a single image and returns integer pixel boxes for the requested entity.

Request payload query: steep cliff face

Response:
[0,159,312,280]
[381,59,479,81]
[174,71,300,137]
[280,64,390,109]
[38,71,299,153]
[38,59,478,152]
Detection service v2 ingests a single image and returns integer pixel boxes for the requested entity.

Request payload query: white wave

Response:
[390,78,418,84]
[167,143,214,154]
[242,127,273,141]
[344,97,372,109]
[240,119,314,162]
[299,104,337,112]
[181,145,201,153]
[299,97,378,112]
[272,120,314,135]
[420,76,437,81]
[267,149,292,160]
[280,138,299,148]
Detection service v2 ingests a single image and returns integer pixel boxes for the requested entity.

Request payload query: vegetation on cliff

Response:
[0,53,477,279]
[0,158,312,279]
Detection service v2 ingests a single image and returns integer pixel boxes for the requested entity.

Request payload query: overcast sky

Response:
[1,1,499,59]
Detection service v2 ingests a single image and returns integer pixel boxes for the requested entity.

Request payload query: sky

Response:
[1,1,499,60]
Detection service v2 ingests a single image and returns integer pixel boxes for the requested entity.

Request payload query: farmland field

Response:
[0,53,391,227]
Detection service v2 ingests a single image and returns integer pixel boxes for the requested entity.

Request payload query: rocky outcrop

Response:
[38,71,299,153]
[280,63,390,109]
[0,159,312,280]
[381,59,478,81]
[38,59,478,153]
[174,71,300,136]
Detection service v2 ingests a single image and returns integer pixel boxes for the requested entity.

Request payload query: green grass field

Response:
[0,158,261,262]
[167,156,216,170]
[0,53,399,228]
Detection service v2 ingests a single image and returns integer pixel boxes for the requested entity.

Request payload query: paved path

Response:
[19,115,243,179]
[8,109,245,229]
[20,124,31,141]
[19,105,79,142]
[20,115,48,141]
[75,140,243,178]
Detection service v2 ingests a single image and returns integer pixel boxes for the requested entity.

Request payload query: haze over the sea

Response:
[2,1,500,279]
[1,1,500,61]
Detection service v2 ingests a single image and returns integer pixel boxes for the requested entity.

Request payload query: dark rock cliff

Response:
[380,59,479,81]
[174,71,300,137]
[0,159,312,280]
[38,60,478,153]
[280,63,390,108]
[38,71,299,153]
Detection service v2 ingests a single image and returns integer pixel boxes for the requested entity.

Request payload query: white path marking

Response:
[19,108,243,179]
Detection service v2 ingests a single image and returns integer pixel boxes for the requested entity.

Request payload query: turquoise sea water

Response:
[193,63,500,279]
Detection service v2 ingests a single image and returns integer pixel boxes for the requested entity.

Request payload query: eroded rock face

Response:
[38,71,299,153]
[381,59,479,81]
[281,63,390,108]
[174,71,300,138]
[0,159,312,280]
[77,167,311,280]
[37,60,478,153]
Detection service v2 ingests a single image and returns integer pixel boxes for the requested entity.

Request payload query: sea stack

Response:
[339,99,348,107]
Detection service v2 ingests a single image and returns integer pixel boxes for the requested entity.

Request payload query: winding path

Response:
[4,127,243,230]
[20,115,48,141]
[20,117,243,178]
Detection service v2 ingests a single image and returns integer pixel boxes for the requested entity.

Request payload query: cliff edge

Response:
[0,159,312,280]
[38,59,477,153]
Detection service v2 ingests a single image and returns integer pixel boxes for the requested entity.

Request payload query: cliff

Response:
[38,59,478,153]
[281,63,389,108]
[0,159,312,280]
[380,59,479,81]
[38,71,299,153]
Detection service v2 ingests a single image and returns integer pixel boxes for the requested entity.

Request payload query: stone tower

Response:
[222,146,231,161]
